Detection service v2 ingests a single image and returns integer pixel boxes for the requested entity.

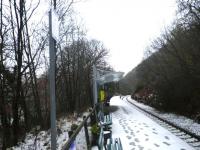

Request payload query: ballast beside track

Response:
[125,97,200,150]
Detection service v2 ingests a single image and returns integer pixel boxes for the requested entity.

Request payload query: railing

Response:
[61,106,96,150]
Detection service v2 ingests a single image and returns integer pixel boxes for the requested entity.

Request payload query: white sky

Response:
[74,0,177,74]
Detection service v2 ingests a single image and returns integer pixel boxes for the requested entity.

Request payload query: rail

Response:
[61,105,96,150]
[126,97,200,148]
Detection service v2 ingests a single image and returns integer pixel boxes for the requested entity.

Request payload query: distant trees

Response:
[119,69,138,95]
[56,38,109,114]
[120,0,200,118]
[0,0,111,149]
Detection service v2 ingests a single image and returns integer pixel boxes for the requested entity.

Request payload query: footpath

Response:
[110,96,194,150]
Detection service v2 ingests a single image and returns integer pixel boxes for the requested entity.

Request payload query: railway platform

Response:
[109,96,195,150]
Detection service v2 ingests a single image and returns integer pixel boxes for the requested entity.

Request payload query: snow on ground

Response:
[110,96,195,150]
[10,95,200,150]
[11,112,90,150]
[126,95,200,137]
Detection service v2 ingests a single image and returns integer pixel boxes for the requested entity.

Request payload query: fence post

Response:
[83,116,90,149]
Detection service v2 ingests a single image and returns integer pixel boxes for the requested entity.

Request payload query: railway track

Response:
[125,97,200,150]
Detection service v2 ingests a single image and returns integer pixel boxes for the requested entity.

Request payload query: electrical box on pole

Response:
[51,10,59,41]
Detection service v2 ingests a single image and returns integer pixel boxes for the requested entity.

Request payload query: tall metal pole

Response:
[49,10,57,150]
[93,65,98,106]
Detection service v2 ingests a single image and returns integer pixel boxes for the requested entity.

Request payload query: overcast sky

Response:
[74,0,177,74]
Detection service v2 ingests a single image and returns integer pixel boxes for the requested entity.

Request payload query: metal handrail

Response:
[61,106,96,150]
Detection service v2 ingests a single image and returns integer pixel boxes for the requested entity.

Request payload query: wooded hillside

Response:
[120,0,200,119]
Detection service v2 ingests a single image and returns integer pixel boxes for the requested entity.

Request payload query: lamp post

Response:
[92,65,98,107]
[49,0,58,149]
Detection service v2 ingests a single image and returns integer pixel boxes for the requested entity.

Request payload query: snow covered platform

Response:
[110,96,194,150]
